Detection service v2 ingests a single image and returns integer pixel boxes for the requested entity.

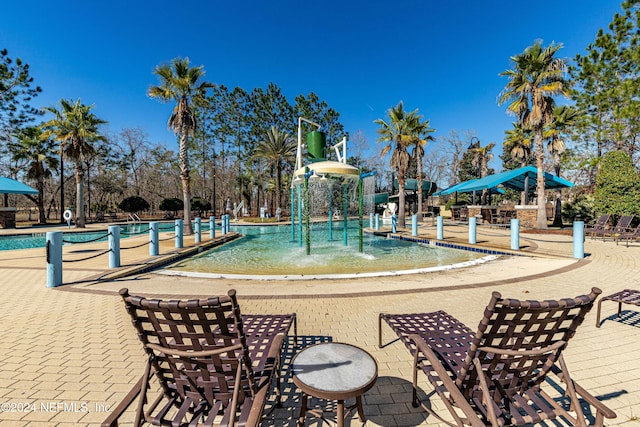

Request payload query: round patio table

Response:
[292,342,378,427]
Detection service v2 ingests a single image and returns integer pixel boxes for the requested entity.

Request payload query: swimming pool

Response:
[163,222,491,279]
[0,223,156,251]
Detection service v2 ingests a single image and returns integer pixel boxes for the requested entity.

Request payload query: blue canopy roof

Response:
[433,179,505,196]
[452,166,573,193]
[0,177,38,194]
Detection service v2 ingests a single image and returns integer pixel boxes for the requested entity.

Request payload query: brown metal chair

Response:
[584,214,611,239]
[103,289,296,427]
[379,288,616,426]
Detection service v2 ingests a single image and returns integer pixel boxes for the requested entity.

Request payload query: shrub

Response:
[562,195,596,224]
[190,197,211,212]
[594,150,640,217]
[159,198,183,212]
[118,196,150,213]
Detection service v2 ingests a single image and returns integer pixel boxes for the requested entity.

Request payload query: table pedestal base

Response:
[297,392,366,427]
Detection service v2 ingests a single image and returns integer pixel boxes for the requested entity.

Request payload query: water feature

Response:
[162,222,491,279]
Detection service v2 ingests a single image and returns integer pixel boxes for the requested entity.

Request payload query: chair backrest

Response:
[119,288,256,407]
[456,288,601,402]
[614,215,635,232]
[596,214,610,227]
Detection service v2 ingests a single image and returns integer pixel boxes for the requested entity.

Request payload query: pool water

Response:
[0,223,153,251]
[165,222,488,278]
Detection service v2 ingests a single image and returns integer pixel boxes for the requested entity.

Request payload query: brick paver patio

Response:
[0,221,638,426]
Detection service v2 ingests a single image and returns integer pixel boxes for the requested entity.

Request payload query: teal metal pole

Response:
[291,187,295,242]
[298,184,303,247]
[209,216,215,239]
[469,216,477,244]
[412,214,418,236]
[392,214,397,233]
[359,178,364,252]
[369,213,374,229]
[150,221,159,256]
[328,185,333,241]
[573,221,585,258]
[437,216,443,240]
[375,213,380,230]
[46,231,62,288]
[175,219,184,248]
[510,218,520,250]
[108,225,120,268]
[305,174,311,255]
[194,218,201,243]
[343,183,348,246]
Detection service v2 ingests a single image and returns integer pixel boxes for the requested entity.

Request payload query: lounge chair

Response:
[584,214,610,239]
[378,288,616,426]
[102,289,296,427]
[603,215,634,241]
[615,223,640,247]
[596,289,640,327]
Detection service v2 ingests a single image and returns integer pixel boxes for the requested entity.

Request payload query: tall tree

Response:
[9,125,58,223]
[544,105,580,176]
[502,122,533,169]
[42,99,106,227]
[0,49,42,146]
[148,57,213,234]
[252,126,296,211]
[499,41,569,228]
[374,101,421,227]
[407,113,435,217]
[571,1,640,161]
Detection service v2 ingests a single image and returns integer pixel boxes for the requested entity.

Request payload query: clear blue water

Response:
[167,222,486,277]
[0,223,160,251]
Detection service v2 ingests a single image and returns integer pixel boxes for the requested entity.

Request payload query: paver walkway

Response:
[0,221,639,426]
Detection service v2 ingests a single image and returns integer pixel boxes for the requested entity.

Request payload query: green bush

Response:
[191,197,211,212]
[444,194,470,211]
[159,198,183,212]
[594,150,640,217]
[118,196,150,213]
[562,195,596,224]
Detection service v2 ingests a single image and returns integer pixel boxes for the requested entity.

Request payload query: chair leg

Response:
[378,314,384,348]
[412,352,420,408]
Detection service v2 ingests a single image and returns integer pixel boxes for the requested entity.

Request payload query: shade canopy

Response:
[433,179,505,196]
[0,177,38,195]
[435,166,572,196]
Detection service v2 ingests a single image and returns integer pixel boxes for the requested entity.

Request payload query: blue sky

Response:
[1,1,623,167]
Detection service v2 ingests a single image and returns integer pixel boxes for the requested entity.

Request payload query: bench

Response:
[596,289,640,327]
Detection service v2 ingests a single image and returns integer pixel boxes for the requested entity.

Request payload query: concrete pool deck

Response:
[0,221,639,426]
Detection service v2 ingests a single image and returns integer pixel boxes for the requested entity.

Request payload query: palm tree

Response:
[470,142,495,204]
[253,126,296,212]
[407,114,435,218]
[42,99,106,228]
[148,57,213,234]
[499,41,569,229]
[503,122,533,167]
[10,126,59,224]
[374,101,418,228]
[545,105,580,176]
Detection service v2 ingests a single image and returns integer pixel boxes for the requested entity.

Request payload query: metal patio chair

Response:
[379,288,616,426]
[584,214,610,239]
[603,214,634,241]
[103,289,296,427]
